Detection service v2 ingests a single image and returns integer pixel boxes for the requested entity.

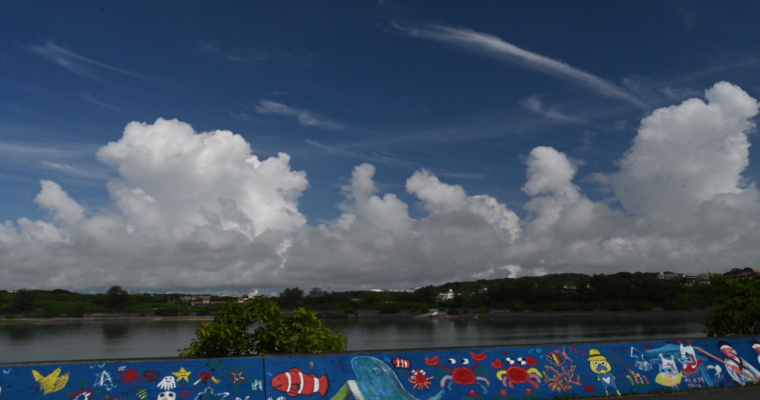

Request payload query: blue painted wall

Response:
[1,337,759,400]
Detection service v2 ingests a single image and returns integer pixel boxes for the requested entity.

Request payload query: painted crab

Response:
[491,356,543,394]
[408,369,434,389]
[425,352,490,394]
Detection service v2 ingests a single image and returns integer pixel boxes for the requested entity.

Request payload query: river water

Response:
[0,316,705,364]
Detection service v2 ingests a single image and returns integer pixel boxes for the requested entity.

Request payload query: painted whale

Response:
[351,356,445,400]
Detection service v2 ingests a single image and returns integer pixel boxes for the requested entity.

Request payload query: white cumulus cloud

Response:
[3,82,760,292]
[606,81,759,223]
[96,118,308,239]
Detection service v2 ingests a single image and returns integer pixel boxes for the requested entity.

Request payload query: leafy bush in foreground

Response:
[180,297,347,357]
[704,274,760,336]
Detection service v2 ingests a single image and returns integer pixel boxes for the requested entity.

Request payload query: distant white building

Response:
[436,289,455,302]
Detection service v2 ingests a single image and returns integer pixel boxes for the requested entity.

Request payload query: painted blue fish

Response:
[351,357,444,400]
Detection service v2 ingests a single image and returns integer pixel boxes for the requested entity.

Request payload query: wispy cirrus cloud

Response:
[197,41,319,69]
[0,141,90,159]
[305,139,401,164]
[41,161,111,180]
[430,170,486,180]
[28,42,163,83]
[519,95,586,124]
[81,93,131,114]
[256,99,343,130]
[393,23,645,107]
[0,141,108,181]
[228,110,260,122]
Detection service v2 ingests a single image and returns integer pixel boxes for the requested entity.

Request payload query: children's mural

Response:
[1,337,759,400]
[0,359,266,400]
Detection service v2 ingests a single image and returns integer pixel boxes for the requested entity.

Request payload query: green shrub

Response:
[377,303,400,314]
[704,274,760,336]
[474,309,490,314]
[419,307,429,314]
[180,298,347,357]
[607,300,626,311]
[447,309,459,316]
[62,304,86,318]
[581,302,599,311]
[528,303,550,312]
[634,301,654,311]
[155,307,179,316]
[551,302,579,312]
[510,302,525,312]
[662,300,692,310]
[4,314,16,319]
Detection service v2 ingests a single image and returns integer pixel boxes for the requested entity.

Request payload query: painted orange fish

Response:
[271,368,329,397]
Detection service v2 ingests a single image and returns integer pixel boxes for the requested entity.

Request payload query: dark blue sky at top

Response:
[2,0,760,225]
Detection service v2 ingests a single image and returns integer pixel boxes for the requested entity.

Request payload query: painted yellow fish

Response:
[32,368,69,395]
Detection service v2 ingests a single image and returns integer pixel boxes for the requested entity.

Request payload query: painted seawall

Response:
[1,337,759,400]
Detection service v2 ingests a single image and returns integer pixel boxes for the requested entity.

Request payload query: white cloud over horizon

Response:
[2,82,760,293]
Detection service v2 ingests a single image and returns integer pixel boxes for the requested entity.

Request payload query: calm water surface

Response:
[0,317,705,364]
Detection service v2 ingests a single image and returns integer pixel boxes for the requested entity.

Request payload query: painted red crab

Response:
[425,352,490,394]
[491,356,542,394]
[408,369,434,389]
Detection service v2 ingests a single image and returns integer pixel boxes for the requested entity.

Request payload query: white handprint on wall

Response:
[157,376,176,390]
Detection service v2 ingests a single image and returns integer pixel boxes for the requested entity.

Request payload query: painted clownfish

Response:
[392,357,411,369]
[271,368,329,397]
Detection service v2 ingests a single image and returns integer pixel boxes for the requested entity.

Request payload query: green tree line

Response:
[0,286,224,318]
[273,272,731,314]
[1,271,751,319]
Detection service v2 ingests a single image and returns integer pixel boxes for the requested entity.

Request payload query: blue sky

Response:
[2,1,760,293]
